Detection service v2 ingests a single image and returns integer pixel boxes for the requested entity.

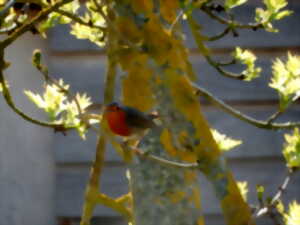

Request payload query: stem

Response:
[205,55,246,80]
[0,0,74,49]
[271,170,293,205]
[0,52,70,130]
[200,4,263,30]
[54,9,106,31]
[267,110,284,124]
[80,29,118,225]
[206,26,231,41]
[95,193,132,219]
[133,148,198,169]
[193,83,300,130]
[255,169,293,219]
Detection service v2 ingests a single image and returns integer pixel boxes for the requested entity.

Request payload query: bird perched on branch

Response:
[104,102,158,139]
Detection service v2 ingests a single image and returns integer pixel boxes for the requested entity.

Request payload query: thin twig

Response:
[267,111,284,124]
[205,55,246,80]
[0,52,69,130]
[271,169,293,205]
[54,8,106,31]
[193,83,300,130]
[0,0,74,48]
[169,9,184,33]
[200,4,263,30]
[255,169,293,218]
[95,193,132,220]
[206,26,231,41]
[132,148,198,169]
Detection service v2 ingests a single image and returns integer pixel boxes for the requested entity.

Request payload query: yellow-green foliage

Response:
[234,47,261,81]
[255,0,292,32]
[283,128,300,168]
[270,53,300,111]
[237,181,248,201]
[285,201,300,225]
[25,80,92,138]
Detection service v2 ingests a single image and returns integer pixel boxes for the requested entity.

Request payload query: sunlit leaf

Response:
[71,23,105,47]
[38,0,80,35]
[282,128,300,168]
[285,201,300,225]
[225,0,247,10]
[276,200,285,215]
[237,181,248,201]
[269,53,300,111]
[211,129,242,152]
[255,0,292,32]
[234,47,261,81]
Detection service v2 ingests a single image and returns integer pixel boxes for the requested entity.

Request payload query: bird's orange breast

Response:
[105,111,132,136]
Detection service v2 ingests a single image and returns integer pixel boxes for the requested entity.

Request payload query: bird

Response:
[103,102,157,139]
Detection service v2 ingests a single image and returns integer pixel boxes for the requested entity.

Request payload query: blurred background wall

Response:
[1,1,300,225]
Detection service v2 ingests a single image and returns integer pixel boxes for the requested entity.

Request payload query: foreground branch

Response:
[0,0,74,48]
[80,37,119,225]
[193,83,300,130]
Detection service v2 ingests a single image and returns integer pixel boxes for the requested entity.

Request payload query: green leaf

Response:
[24,90,47,109]
[225,0,247,10]
[269,53,300,111]
[233,47,261,81]
[256,185,265,202]
[237,181,248,201]
[285,201,300,225]
[274,10,293,20]
[60,92,92,139]
[69,1,106,47]
[71,22,105,47]
[282,128,300,169]
[25,80,67,121]
[263,0,288,12]
[37,0,80,35]
[276,200,285,215]
[211,129,242,152]
[255,0,292,33]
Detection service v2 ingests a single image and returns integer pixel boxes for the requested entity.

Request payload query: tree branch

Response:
[132,148,199,169]
[200,4,263,31]
[255,169,294,223]
[205,55,246,80]
[54,8,106,31]
[0,54,69,130]
[95,193,132,220]
[193,83,300,130]
[206,26,232,41]
[0,0,74,49]
[80,34,118,225]
[266,110,284,124]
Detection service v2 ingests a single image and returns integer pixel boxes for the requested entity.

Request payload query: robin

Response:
[103,102,158,139]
